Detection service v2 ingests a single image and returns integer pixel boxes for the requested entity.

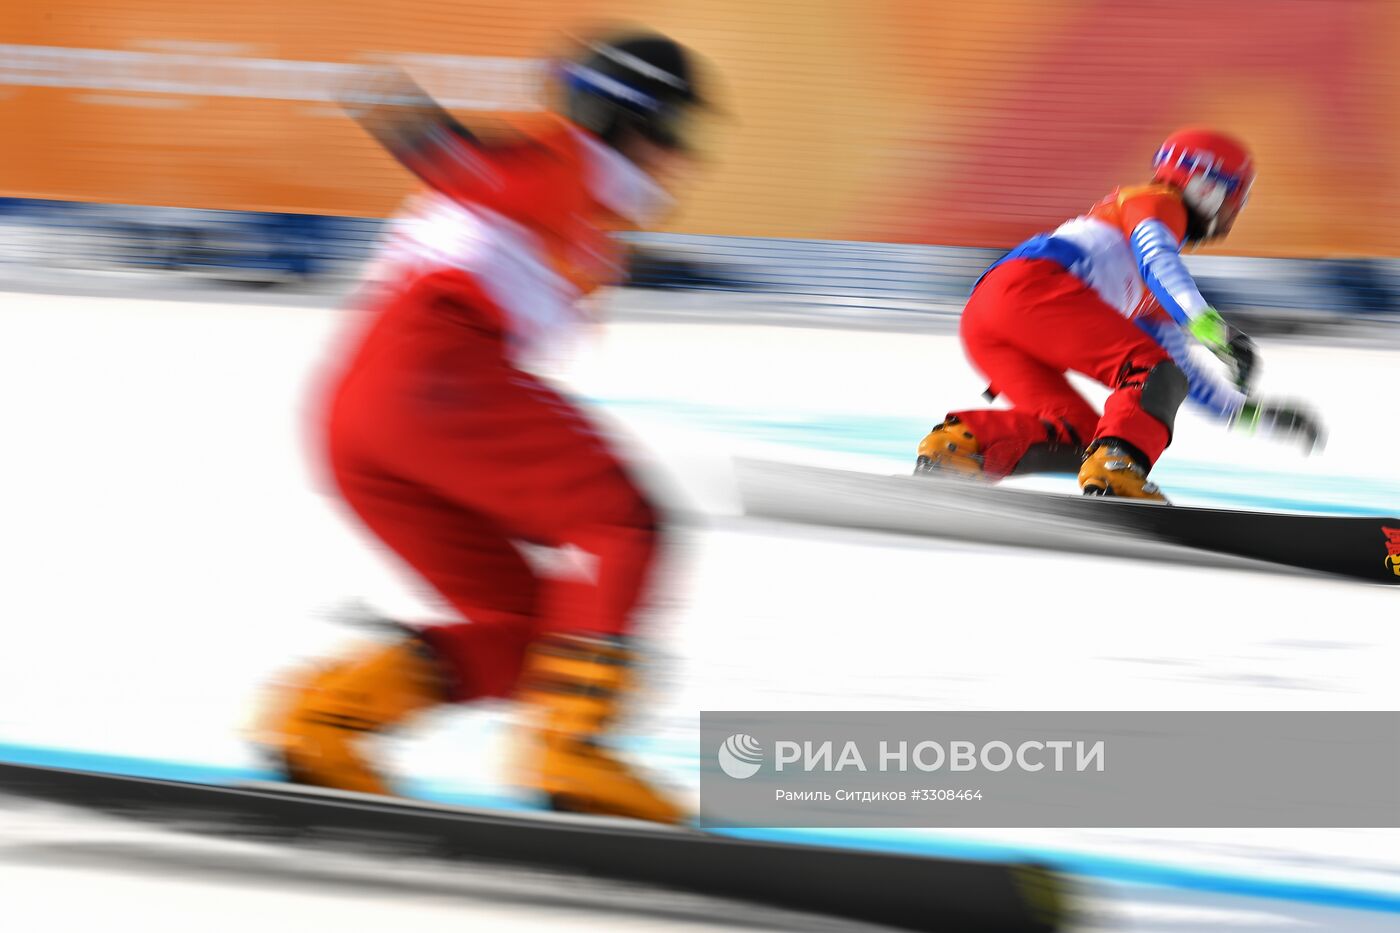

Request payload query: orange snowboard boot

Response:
[516,634,685,824]
[255,639,445,795]
[915,417,984,477]
[1078,442,1168,502]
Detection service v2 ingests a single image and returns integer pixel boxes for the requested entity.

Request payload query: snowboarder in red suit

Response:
[259,34,705,823]
[917,129,1321,500]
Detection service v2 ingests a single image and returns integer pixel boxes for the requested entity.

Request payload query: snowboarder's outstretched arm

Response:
[1123,198,1322,451]
[1128,214,1258,390]
[338,68,505,201]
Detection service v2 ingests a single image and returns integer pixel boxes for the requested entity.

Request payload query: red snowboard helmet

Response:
[1152,128,1255,242]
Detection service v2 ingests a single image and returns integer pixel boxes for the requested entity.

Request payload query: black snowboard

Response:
[0,760,1068,933]
[736,459,1400,585]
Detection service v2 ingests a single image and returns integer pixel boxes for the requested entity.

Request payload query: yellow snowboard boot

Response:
[1078,442,1168,502]
[255,639,445,795]
[517,634,685,824]
[915,417,984,477]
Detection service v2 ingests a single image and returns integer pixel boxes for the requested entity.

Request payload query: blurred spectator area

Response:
[3,197,1398,335]
[0,197,379,285]
[5,0,1400,330]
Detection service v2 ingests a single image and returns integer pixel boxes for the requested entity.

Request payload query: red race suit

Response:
[950,184,1246,477]
[323,116,671,700]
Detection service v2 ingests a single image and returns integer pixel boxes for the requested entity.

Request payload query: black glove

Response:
[1232,398,1326,454]
[1225,331,1259,393]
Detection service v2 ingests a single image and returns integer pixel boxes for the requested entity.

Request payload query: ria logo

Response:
[717,733,764,779]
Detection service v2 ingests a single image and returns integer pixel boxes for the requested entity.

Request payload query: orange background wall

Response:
[5,0,1400,256]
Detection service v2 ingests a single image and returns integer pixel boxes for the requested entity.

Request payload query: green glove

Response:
[1187,307,1231,353]
[1189,307,1259,391]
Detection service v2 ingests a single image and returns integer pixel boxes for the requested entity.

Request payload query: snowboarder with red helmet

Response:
[916,127,1322,500]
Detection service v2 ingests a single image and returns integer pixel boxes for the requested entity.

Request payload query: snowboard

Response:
[0,760,1067,933]
[736,458,1400,585]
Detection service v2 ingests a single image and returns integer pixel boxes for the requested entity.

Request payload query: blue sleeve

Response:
[1135,316,1246,420]
[1129,219,1210,326]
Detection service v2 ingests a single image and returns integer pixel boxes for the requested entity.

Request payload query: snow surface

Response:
[0,288,1397,930]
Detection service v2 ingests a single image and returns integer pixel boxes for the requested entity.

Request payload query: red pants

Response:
[325,287,660,701]
[951,259,1173,477]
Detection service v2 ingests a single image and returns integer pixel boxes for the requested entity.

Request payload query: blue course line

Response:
[0,741,277,785]
[0,741,526,812]
[2,741,1397,915]
[592,397,1400,516]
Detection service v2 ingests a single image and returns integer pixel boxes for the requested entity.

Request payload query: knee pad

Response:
[1136,361,1189,436]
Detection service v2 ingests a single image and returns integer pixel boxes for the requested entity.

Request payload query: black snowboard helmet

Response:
[561,32,702,151]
